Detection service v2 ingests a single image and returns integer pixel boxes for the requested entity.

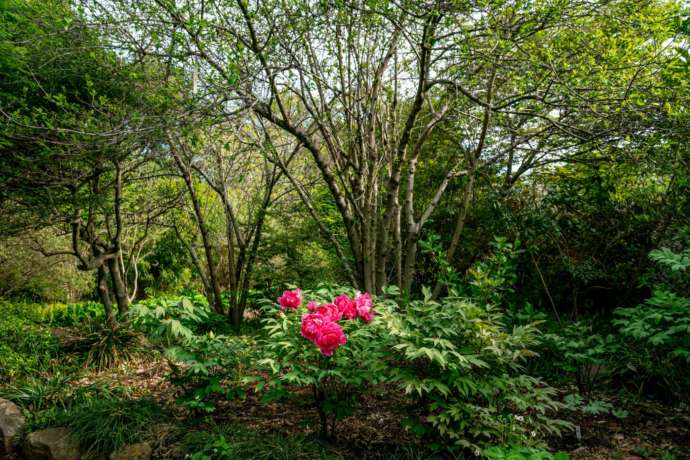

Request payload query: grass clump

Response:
[60,319,144,370]
[62,396,166,458]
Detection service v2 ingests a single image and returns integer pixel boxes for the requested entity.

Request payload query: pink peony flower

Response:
[316,303,343,322]
[301,313,328,342]
[313,321,347,356]
[334,293,357,320]
[355,291,375,322]
[306,300,319,312]
[278,289,302,310]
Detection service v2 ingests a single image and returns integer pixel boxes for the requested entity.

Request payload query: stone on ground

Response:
[0,398,26,455]
[109,442,152,460]
[23,427,80,460]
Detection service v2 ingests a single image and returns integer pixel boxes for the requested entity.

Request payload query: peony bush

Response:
[258,284,566,451]
[257,285,388,439]
[280,288,374,356]
[379,288,570,454]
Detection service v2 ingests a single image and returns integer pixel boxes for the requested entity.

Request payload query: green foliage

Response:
[166,333,248,414]
[613,243,690,398]
[0,302,68,383]
[59,320,144,370]
[538,322,619,397]
[182,423,341,460]
[483,445,569,460]
[0,373,72,412]
[2,379,130,418]
[649,247,690,272]
[38,302,105,327]
[467,238,521,306]
[383,290,569,454]
[62,396,166,458]
[561,393,628,419]
[130,294,247,414]
[256,285,388,438]
[0,233,94,302]
[129,295,216,344]
[140,229,198,296]
[419,233,461,291]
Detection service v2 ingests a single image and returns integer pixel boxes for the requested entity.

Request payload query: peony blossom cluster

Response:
[277,288,302,310]
[277,288,375,356]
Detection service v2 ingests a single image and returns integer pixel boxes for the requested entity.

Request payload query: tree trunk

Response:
[108,256,130,318]
[432,173,475,299]
[171,144,225,315]
[97,265,115,325]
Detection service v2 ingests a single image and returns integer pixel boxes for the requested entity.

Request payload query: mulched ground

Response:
[67,357,690,459]
[553,395,690,459]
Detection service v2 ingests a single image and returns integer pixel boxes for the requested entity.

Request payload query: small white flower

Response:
[530,430,537,437]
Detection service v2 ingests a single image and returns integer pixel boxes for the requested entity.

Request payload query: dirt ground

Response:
[72,357,690,459]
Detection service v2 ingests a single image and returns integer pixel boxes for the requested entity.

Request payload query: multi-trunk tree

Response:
[0,1,178,322]
[94,0,683,294]
[167,117,295,326]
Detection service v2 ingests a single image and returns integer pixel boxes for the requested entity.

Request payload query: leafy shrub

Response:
[538,322,619,397]
[129,295,248,413]
[561,393,628,419]
[129,295,216,344]
[483,445,569,460]
[59,319,144,370]
[419,233,462,291]
[256,285,387,439]
[613,245,690,398]
[383,289,569,454]
[467,237,522,307]
[166,333,248,413]
[62,396,166,458]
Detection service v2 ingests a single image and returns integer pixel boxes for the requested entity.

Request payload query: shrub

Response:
[537,321,619,397]
[467,237,521,307]
[256,285,388,439]
[613,245,690,398]
[129,295,248,413]
[382,289,569,455]
[129,295,217,344]
[166,332,248,413]
[39,301,104,327]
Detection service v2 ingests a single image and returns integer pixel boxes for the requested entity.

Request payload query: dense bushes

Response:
[613,245,690,398]
[383,290,568,454]
[527,240,690,401]
[2,267,689,458]
[252,284,569,453]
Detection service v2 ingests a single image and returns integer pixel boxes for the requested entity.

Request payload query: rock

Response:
[0,398,26,454]
[109,442,152,460]
[23,427,80,460]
